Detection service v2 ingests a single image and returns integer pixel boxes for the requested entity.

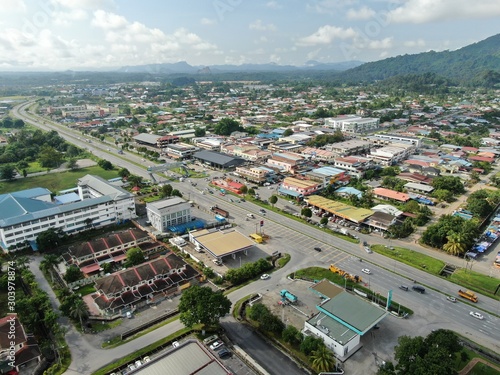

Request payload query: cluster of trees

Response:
[431,176,466,203]
[378,330,463,375]
[465,189,500,218]
[224,258,273,285]
[248,303,336,373]
[0,116,24,128]
[0,259,63,363]
[421,215,481,254]
[305,131,345,148]
[212,118,243,136]
[178,286,231,329]
[159,183,182,198]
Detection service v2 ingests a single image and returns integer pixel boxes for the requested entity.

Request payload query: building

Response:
[0,314,42,373]
[163,143,198,159]
[369,144,414,166]
[279,177,320,198]
[146,197,191,233]
[372,187,410,203]
[0,175,136,252]
[133,133,162,147]
[325,139,371,156]
[92,251,198,314]
[193,150,246,170]
[333,156,373,178]
[61,228,154,275]
[370,133,421,148]
[305,280,388,361]
[188,228,255,262]
[324,115,380,134]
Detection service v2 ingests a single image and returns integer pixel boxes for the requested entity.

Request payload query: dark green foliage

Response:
[377,330,461,375]
[282,325,303,346]
[224,258,273,285]
[300,335,323,356]
[64,265,84,283]
[0,164,16,180]
[36,228,67,252]
[98,159,113,170]
[124,247,146,267]
[213,118,243,136]
[431,176,465,195]
[247,303,284,335]
[306,131,344,147]
[421,215,480,249]
[178,286,231,328]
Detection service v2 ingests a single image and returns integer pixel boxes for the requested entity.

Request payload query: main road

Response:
[13,101,500,371]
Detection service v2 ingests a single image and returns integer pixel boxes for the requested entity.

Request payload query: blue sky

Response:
[1,0,499,71]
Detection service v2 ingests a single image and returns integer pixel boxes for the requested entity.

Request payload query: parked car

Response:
[469,311,484,320]
[399,285,409,291]
[143,356,151,363]
[314,247,322,252]
[260,274,270,280]
[210,340,224,350]
[361,268,371,275]
[446,296,457,303]
[203,335,219,345]
[218,348,232,358]
[259,209,266,214]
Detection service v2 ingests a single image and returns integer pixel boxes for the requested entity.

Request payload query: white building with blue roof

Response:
[0,175,136,252]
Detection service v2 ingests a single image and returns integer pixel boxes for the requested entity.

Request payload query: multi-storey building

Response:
[333,156,373,178]
[324,115,379,134]
[235,166,268,184]
[369,144,415,166]
[146,197,191,233]
[0,175,136,252]
[325,139,371,156]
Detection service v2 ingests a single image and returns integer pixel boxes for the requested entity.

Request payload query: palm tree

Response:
[70,299,90,329]
[310,345,336,373]
[40,254,60,282]
[443,233,467,256]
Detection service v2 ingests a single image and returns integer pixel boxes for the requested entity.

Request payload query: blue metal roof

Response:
[167,219,206,234]
[278,186,303,197]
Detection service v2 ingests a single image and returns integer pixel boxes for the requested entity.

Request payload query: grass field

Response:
[0,166,120,194]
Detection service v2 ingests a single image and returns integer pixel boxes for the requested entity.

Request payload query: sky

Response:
[0,0,499,71]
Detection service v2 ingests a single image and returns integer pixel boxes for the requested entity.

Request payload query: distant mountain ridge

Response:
[341,33,500,86]
[117,60,364,74]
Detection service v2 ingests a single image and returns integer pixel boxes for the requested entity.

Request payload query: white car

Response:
[210,340,224,350]
[469,311,484,320]
[364,246,373,254]
[260,274,270,280]
[446,296,457,303]
[361,268,371,275]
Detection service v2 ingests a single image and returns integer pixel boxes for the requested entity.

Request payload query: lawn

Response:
[0,166,120,194]
[469,361,500,375]
[372,245,500,300]
[449,269,500,299]
[75,284,96,296]
[372,244,446,274]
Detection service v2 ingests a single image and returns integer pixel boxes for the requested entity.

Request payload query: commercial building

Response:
[188,228,255,262]
[193,150,246,170]
[146,197,191,233]
[324,115,380,134]
[0,175,136,252]
[305,280,388,361]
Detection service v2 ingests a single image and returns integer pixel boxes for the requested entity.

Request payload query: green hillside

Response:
[342,34,500,87]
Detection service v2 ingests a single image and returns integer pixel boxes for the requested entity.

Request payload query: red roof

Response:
[468,155,494,163]
[373,188,410,202]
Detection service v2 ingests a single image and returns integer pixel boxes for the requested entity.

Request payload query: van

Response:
[412,285,425,294]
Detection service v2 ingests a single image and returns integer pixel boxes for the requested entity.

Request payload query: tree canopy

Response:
[213,118,242,136]
[178,285,231,328]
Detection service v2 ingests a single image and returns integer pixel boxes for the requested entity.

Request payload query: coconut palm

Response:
[443,233,467,256]
[310,344,336,373]
[70,299,90,329]
[40,254,60,282]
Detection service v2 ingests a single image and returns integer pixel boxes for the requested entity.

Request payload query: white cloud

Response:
[52,9,88,26]
[366,37,393,49]
[296,25,357,46]
[403,38,426,48]
[201,17,216,26]
[249,19,276,32]
[91,10,127,30]
[346,6,375,20]
[266,1,283,9]
[307,0,358,15]
[388,0,500,23]
[50,0,115,10]
[3,0,26,12]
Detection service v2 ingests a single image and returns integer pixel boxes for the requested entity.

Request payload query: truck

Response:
[210,205,229,218]
[458,289,478,303]
[280,289,298,304]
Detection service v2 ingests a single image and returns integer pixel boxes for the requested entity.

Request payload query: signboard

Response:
[386,290,393,310]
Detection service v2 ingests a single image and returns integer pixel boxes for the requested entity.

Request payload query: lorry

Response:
[280,289,298,304]
[329,264,362,283]
[210,205,229,218]
[458,289,478,303]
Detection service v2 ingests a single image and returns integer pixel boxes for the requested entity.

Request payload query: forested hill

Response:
[341,33,500,86]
